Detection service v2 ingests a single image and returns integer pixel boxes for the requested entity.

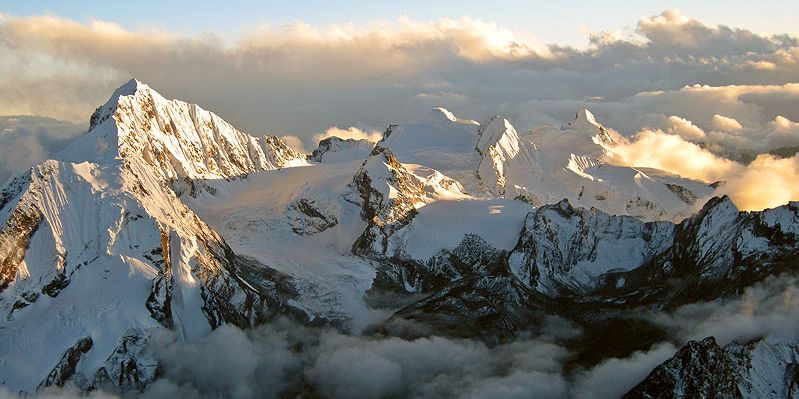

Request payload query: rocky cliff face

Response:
[348,146,426,256]
[504,196,799,302]
[374,195,798,303]
[507,199,675,296]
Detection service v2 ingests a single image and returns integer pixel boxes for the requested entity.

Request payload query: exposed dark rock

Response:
[40,337,93,388]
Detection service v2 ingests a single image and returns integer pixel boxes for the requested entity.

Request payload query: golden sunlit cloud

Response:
[605,129,799,211]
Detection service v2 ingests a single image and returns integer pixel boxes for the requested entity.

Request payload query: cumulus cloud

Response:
[7,273,799,399]
[133,318,571,399]
[143,322,306,399]
[278,135,308,153]
[711,114,743,131]
[604,129,741,183]
[664,115,705,140]
[715,154,799,213]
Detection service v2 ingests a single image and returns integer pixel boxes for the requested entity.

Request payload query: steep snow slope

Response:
[380,107,713,222]
[394,198,532,261]
[0,80,301,393]
[183,159,380,328]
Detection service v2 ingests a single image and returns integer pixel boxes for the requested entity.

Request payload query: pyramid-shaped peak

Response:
[102,78,159,108]
[559,107,618,146]
[564,108,601,129]
[476,115,518,155]
[89,78,158,130]
[481,115,514,132]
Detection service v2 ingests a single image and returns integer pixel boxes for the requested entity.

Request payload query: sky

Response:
[1,2,799,210]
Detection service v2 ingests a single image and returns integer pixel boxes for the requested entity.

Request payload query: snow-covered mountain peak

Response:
[309,136,375,163]
[88,78,149,131]
[475,115,518,156]
[68,79,306,183]
[561,108,617,147]
[474,115,542,195]
[574,108,600,127]
[693,195,739,220]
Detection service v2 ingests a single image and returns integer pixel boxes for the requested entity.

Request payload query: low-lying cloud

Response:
[647,274,799,346]
[3,273,796,399]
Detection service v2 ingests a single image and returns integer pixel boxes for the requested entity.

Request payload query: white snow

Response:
[184,160,379,328]
[395,198,532,260]
[380,107,713,222]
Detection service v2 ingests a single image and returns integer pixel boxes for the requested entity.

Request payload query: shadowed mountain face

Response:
[1,80,797,397]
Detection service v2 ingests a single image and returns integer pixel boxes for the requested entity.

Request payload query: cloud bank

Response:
[5,272,797,399]
[1,9,797,139]
[1,9,798,208]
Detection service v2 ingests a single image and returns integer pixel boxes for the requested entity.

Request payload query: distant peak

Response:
[576,108,598,125]
[560,107,618,147]
[476,115,517,154]
[430,107,480,126]
[564,108,600,129]
[431,107,457,123]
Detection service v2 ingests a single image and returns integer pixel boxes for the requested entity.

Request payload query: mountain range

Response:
[0,80,796,397]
